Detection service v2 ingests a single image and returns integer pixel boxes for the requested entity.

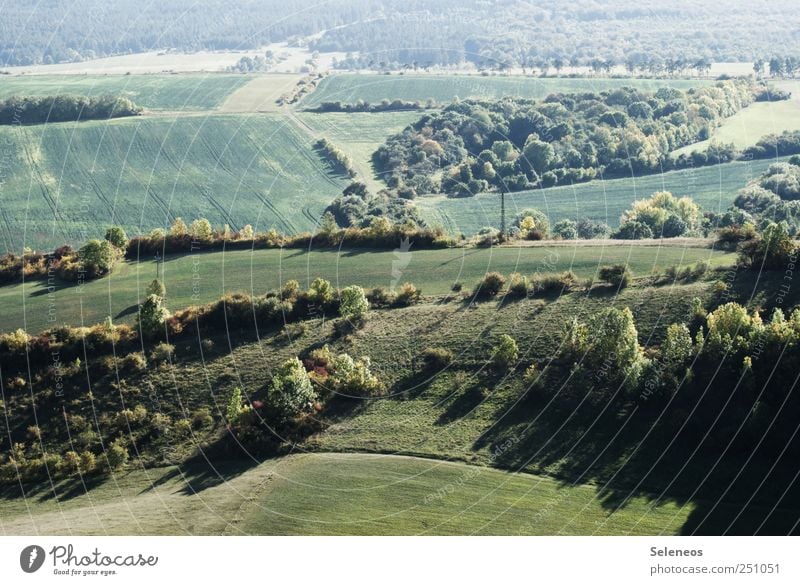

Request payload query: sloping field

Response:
[219,74,304,112]
[296,110,420,188]
[0,453,691,535]
[0,242,732,333]
[0,113,348,252]
[673,80,800,155]
[0,74,249,111]
[302,74,714,107]
[417,157,785,235]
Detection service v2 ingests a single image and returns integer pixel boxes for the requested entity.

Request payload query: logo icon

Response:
[20,545,45,573]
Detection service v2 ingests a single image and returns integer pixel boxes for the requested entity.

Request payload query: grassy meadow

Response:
[0,453,691,535]
[0,241,732,333]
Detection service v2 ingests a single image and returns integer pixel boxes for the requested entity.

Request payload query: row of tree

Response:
[0,95,141,125]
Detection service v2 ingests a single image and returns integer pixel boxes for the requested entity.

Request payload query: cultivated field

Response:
[0,114,348,253]
[302,74,714,107]
[0,242,731,333]
[417,157,784,235]
[219,74,304,113]
[0,74,249,111]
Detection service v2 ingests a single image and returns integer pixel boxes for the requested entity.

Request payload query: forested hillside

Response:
[2,0,800,68]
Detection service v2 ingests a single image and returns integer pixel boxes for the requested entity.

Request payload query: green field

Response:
[418,157,784,235]
[302,74,713,107]
[0,241,731,333]
[0,74,249,111]
[0,114,348,252]
[674,80,800,155]
[0,453,691,535]
[296,110,421,188]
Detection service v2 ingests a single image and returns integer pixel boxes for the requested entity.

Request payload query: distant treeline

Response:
[0,95,142,125]
[310,99,431,113]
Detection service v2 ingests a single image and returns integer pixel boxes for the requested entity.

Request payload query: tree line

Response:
[0,94,141,125]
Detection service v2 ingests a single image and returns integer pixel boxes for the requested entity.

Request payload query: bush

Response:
[268,357,317,421]
[104,226,128,250]
[106,439,129,470]
[328,353,382,395]
[339,286,369,320]
[420,347,453,372]
[394,282,421,306]
[307,277,335,307]
[491,334,519,369]
[367,287,395,308]
[552,219,578,240]
[137,294,170,338]
[78,239,117,278]
[146,279,166,297]
[121,352,147,371]
[451,281,463,292]
[598,265,632,288]
[150,342,175,362]
[613,220,653,240]
[507,273,530,297]
[474,271,506,298]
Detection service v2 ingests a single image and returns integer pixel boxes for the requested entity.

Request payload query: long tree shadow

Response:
[473,387,800,535]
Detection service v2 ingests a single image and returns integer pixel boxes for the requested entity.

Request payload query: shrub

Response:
[137,294,170,338]
[420,347,453,372]
[491,334,519,369]
[78,239,117,278]
[394,282,421,306]
[225,386,250,426]
[613,220,653,240]
[146,279,166,297]
[507,273,529,297]
[106,439,129,470]
[662,323,693,365]
[474,271,506,298]
[738,221,796,270]
[201,338,214,352]
[307,277,335,307]
[367,287,395,308]
[598,264,632,288]
[339,286,369,320]
[552,219,578,240]
[328,353,382,395]
[104,226,128,250]
[150,342,175,362]
[121,352,147,371]
[268,357,317,421]
[191,408,214,430]
[451,281,463,292]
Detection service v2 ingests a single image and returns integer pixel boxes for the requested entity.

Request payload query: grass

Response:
[302,74,713,107]
[237,453,690,535]
[0,453,691,535]
[0,74,250,111]
[0,113,349,253]
[218,74,304,113]
[0,242,732,333]
[296,110,421,190]
[417,157,787,235]
[674,80,800,155]
[3,271,799,535]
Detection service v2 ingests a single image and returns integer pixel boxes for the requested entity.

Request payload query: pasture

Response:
[0,74,249,111]
[302,73,714,107]
[0,241,732,333]
[0,453,691,535]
